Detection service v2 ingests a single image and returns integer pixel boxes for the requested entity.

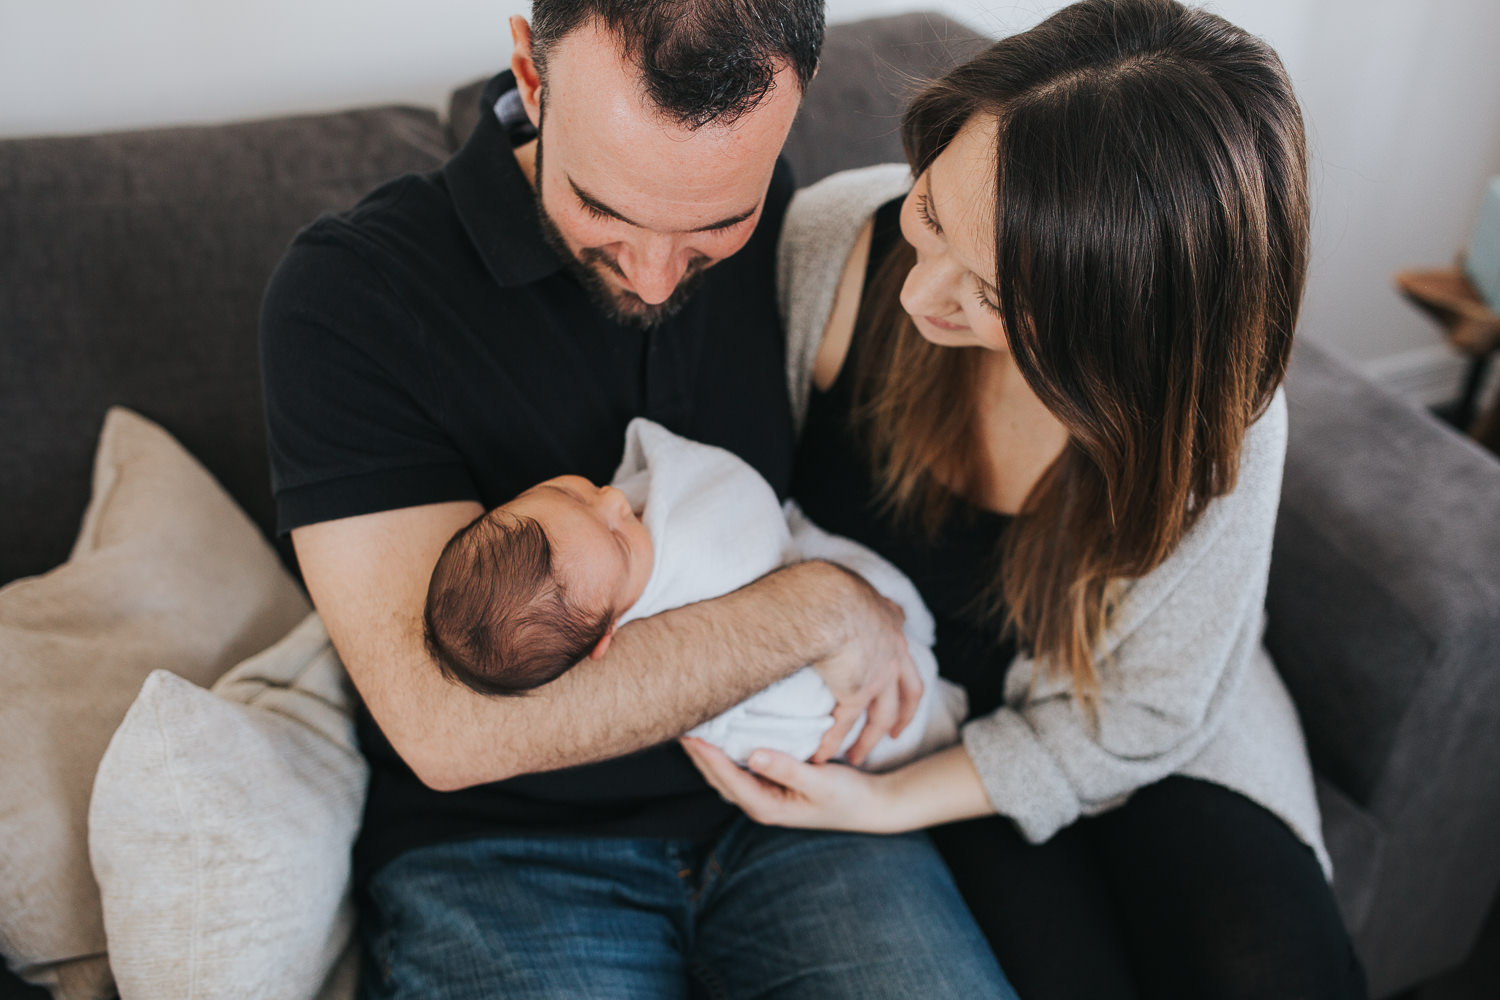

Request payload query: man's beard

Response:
[532,131,711,330]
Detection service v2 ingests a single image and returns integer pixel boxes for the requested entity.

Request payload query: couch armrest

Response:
[1266,337,1500,995]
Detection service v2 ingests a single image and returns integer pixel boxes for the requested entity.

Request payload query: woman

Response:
[681,1,1369,996]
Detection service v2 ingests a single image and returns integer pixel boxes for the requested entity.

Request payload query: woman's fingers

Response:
[680,738,892,834]
[746,748,810,791]
[681,738,786,820]
[680,738,735,798]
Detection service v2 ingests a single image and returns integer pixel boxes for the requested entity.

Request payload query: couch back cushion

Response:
[783,12,988,186]
[0,107,448,585]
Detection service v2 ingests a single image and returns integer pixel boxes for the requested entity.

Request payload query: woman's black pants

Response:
[930,775,1369,1000]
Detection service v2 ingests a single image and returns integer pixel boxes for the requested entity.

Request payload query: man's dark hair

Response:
[424,510,613,696]
[530,0,824,128]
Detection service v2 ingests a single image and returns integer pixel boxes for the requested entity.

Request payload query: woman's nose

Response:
[900,255,958,318]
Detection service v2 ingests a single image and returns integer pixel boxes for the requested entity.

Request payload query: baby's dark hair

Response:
[423,509,613,696]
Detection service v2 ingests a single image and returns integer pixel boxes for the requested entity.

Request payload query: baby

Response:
[423,418,966,771]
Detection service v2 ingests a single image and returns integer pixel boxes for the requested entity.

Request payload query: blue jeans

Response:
[358,817,1015,999]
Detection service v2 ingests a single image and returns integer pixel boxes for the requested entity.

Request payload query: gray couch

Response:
[3,12,1498,1000]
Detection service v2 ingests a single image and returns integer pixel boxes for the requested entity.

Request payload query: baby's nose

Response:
[600,485,632,517]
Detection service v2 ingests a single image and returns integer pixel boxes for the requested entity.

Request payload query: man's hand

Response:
[808,564,924,766]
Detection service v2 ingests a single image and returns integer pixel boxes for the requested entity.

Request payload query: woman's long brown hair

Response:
[852,0,1309,705]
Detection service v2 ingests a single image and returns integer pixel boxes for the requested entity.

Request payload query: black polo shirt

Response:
[260,71,796,881]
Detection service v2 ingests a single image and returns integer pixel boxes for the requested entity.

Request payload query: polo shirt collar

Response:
[443,71,563,288]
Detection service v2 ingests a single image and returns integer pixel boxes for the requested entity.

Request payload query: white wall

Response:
[0,1,992,138]
[3,1,1497,382]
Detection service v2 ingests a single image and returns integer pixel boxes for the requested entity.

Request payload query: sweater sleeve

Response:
[778,164,913,434]
[961,392,1289,843]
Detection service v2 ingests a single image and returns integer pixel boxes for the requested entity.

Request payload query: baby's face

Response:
[506,475,655,619]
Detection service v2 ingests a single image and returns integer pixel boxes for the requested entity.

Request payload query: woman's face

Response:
[898,115,1010,354]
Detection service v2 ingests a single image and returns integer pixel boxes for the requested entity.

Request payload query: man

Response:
[261,2,1010,996]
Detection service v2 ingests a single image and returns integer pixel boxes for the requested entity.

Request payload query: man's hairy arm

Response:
[294,500,914,792]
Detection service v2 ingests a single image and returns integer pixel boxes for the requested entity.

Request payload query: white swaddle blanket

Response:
[611,418,966,771]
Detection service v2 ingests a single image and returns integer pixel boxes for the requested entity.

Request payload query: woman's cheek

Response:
[969,307,1012,354]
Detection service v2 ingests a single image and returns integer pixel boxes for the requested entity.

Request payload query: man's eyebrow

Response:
[568,176,756,233]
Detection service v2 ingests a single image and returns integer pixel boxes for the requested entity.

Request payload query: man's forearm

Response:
[397,559,858,789]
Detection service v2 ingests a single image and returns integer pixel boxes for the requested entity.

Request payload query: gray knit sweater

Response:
[778,164,1330,877]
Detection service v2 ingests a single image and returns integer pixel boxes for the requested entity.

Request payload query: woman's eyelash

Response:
[974,287,1002,316]
[917,189,999,315]
[916,193,943,235]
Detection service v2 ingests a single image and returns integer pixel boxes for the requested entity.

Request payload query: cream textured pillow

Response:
[0,407,310,999]
[90,613,367,1000]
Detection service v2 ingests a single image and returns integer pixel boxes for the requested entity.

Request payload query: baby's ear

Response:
[588,625,617,660]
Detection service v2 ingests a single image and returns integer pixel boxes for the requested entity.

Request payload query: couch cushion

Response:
[0,105,448,587]
[0,407,310,998]
[90,613,365,1000]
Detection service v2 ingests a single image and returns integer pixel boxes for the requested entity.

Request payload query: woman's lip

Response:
[923,314,966,332]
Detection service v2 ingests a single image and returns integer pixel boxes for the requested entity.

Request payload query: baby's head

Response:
[423,475,654,696]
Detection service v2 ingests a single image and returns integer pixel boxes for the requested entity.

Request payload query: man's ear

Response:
[509,15,543,129]
[588,625,617,661]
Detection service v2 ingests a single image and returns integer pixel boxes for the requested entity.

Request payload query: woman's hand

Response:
[681,736,1000,835]
[679,736,908,834]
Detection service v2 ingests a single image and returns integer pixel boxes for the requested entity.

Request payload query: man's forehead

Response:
[553,146,776,239]
[538,22,798,231]
[550,102,784,223]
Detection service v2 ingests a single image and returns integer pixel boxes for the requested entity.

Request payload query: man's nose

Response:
[619,238,686,305]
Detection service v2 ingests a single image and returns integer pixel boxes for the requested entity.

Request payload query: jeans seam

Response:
[688,856,723,906]
[688,957,734,1000]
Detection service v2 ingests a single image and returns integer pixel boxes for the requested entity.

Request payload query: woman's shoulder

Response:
[1109,389,1289,630]
[779,165,913,431]
[784,164,914,231]
[778,164,912,316]
[1235,388,1290,508]
[1176,388,1289,554]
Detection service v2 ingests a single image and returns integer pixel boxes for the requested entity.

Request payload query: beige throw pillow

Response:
[0,407,310,999]
[90,613,367,1000]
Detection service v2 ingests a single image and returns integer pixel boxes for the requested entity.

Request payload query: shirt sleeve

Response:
[959,391,1289,843]
[259,222,479,535]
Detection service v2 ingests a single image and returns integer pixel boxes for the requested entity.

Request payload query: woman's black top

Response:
[790,198,1017,720]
